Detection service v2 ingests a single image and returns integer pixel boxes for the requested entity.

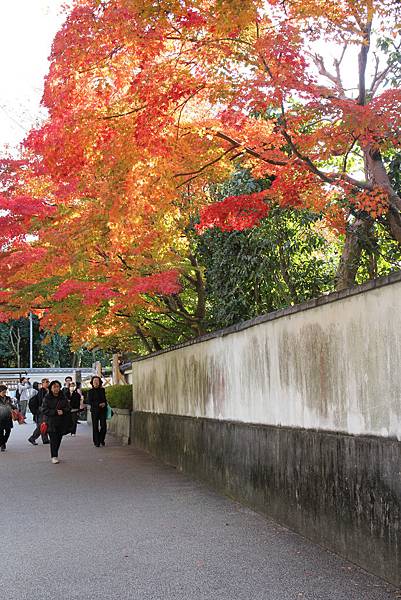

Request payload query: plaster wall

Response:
[133,279,401,439]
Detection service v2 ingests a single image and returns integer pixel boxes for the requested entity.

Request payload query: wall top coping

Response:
[132,270,401,363]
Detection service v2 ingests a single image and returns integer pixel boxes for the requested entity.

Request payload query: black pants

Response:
[71,412,78,435]
[30,415,49,444]
[92,411,107,446]
[49,432,63,458]
[0,426,11,448]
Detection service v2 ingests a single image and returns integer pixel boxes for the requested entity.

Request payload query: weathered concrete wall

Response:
[133,412,401,586]
[131,273,401,586]
[133,274,401,439]
[108,408,132,445]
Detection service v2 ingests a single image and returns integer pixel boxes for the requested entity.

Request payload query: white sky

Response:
[0,0,70,155]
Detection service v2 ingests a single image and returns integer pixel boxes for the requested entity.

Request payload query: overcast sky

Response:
[0,0,70,154]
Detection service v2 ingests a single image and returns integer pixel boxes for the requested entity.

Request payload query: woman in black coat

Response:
[41,380,71,464]
[86,376,108,447]
[0,385,16,452]
[64,382,81,435]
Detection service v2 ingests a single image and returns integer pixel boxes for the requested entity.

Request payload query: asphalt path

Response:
[0,415,399,600]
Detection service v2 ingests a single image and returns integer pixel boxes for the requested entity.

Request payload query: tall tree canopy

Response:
[0,0,400,348]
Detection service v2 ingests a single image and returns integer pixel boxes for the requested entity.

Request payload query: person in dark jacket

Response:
[86,376,107,447]
[64,382,81,435]
[62,376,73,398]
[41,380,71,464]
[0,385,16,452]
[28,378,50,446]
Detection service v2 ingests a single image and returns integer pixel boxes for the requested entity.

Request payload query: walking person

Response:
[86,376,108,447]
[28,378,50,446]
[17,377,32,422]
[62,376,73,397]
[41,380,71,464]
[0,385,16,452]
[64,381,81,435]
[75,382,85,423]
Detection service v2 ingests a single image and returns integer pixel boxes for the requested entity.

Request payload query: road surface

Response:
[0,416,399,600]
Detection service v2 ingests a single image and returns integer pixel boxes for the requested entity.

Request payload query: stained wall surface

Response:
[133,276,401,439]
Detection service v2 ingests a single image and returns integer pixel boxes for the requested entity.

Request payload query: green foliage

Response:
[0,316,111,368]
[377,38,401,88]
[38,331,73,368]
[355,151,401,283]
[72,347,111,369]
[384,151,401,195]
[0,317,42,368]
[196,170,339,328]
[355,222,401,284]
[105,384,133,409]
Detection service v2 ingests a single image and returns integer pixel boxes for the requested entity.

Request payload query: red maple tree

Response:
[0,0,400,346]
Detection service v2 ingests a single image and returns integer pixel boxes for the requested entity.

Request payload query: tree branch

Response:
[312,53,346,98]
[175,146,236,186]
[215,131,287,166]
[101,105,146,120]
[357,21,372,105]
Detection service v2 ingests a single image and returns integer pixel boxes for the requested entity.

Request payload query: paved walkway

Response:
[0,417,399,600]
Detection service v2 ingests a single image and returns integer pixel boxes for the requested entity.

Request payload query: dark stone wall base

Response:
[132,411,401,587]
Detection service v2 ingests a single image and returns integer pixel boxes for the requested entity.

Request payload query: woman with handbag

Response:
[41,380,71,464]
[0,385,16,452]
[85,376,108,447]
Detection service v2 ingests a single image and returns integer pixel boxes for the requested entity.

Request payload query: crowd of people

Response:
[0,375,109,463]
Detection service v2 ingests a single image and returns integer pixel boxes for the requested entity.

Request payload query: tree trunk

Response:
[338,145,401,290]
[9,326,21,368]
[366,147,401,244]
[135,326,154,354]
[112,353,126,385]
[72,350,82,368]
[336,217,371,290]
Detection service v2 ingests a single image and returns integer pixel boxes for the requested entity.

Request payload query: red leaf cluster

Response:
[197,191,270,232]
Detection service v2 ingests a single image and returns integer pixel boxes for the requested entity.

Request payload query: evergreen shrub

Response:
[105,384,133,410]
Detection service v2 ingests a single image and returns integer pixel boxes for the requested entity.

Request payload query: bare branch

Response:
[215,132,287,166]
[357,21,372,105]
[280,128,333,183]
[311,53,346,98]
[101,105,146,120]
[342,137,359,173]
[174,147,235,184]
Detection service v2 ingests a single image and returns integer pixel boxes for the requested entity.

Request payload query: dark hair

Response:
[64,376,73,382]
[48,380,62,395]
[90,376,103,387]
[20,377,27,383]
[33,382,40,390]
[0,384,8,392]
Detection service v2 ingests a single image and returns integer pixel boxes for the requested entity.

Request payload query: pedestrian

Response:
[62,376,73,397]
[75,382,85,423]
[17,377,32,421]
[85,376,108,447]
[0,385,16,452]
[41,380,72,464]
[64,381,81,435]
[28,378,50,446]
